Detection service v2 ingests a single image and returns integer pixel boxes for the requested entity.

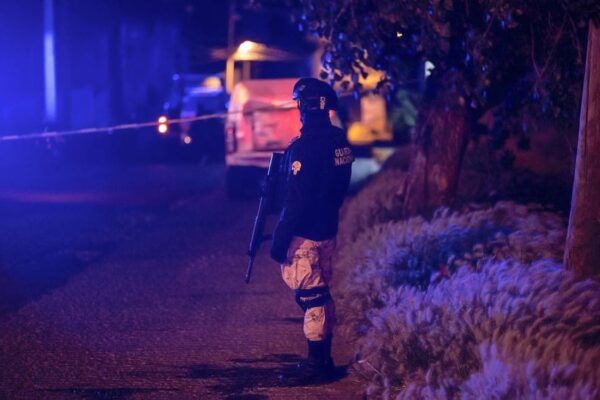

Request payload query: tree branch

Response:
[539,15,567,79]
[530,25,541,78]
[328,0,351,42]
[568,14,584,65]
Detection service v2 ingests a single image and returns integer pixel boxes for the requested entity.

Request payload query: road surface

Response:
[0,163,364,400]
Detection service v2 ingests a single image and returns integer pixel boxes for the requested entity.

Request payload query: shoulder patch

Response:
[291,161,302,175]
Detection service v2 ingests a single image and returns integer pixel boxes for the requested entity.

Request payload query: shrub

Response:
[338,168,408,248]
[334,183,600,398]
[336,201,566,334]
[349,261,600,399]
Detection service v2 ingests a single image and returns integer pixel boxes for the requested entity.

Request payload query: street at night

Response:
[2,0,600,399]
[0,164,362,399]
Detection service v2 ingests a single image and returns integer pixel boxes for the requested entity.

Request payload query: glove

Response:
[270,221,292,264]
[270,242,287,264]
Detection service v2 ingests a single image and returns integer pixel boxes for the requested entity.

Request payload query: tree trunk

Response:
[564,22,600,278]
[403,94,469,217]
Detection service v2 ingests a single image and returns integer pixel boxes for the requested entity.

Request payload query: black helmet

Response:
[292,77,338,112]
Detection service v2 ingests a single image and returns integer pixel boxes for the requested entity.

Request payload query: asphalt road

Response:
[0,163,363,400]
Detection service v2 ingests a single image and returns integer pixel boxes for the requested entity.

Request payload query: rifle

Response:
[245,152,283,283]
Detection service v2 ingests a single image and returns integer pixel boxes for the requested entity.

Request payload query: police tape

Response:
[0,102,297,142]
[0,84,391,143]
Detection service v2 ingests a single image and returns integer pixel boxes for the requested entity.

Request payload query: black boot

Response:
[280,339,336,385]
[322,335,335,372]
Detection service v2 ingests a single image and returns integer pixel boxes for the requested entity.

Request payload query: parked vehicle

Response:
[223,75,398,196]
[224,78,300,197]
[158,73,228,162]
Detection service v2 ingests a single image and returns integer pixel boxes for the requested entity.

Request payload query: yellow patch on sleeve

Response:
[291,161,302,175]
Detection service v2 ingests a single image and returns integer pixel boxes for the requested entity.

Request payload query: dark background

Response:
[0,0,313,166]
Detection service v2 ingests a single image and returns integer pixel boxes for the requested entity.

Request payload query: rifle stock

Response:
[245,152,282,283]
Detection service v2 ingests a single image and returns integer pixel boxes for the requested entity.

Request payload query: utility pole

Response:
[564,21,600,278]
[226,1,238,93]
[43,0,57,124]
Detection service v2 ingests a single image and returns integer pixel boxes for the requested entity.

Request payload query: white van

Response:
[223,77,394,197]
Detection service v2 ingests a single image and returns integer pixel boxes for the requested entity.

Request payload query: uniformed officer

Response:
[270,77,353,383]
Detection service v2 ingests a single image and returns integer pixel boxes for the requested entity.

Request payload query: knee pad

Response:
[294,286,331,312]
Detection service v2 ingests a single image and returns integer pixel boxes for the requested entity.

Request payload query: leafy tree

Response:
[254,0,599,215]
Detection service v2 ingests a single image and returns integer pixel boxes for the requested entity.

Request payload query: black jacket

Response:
[270,117,353,263]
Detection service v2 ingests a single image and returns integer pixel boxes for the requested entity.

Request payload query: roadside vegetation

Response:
[252,0,600,397]
[335,178,600,398]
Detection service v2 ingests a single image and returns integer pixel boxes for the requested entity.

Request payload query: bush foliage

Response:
[339,168,408,247]
[335,177,600,398]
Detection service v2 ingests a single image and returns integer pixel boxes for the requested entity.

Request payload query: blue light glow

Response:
[44,0,57,123]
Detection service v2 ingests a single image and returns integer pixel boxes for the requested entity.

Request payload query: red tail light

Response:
[225,126,237,153]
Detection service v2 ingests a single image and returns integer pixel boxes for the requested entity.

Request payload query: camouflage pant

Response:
[281,236,336,341]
